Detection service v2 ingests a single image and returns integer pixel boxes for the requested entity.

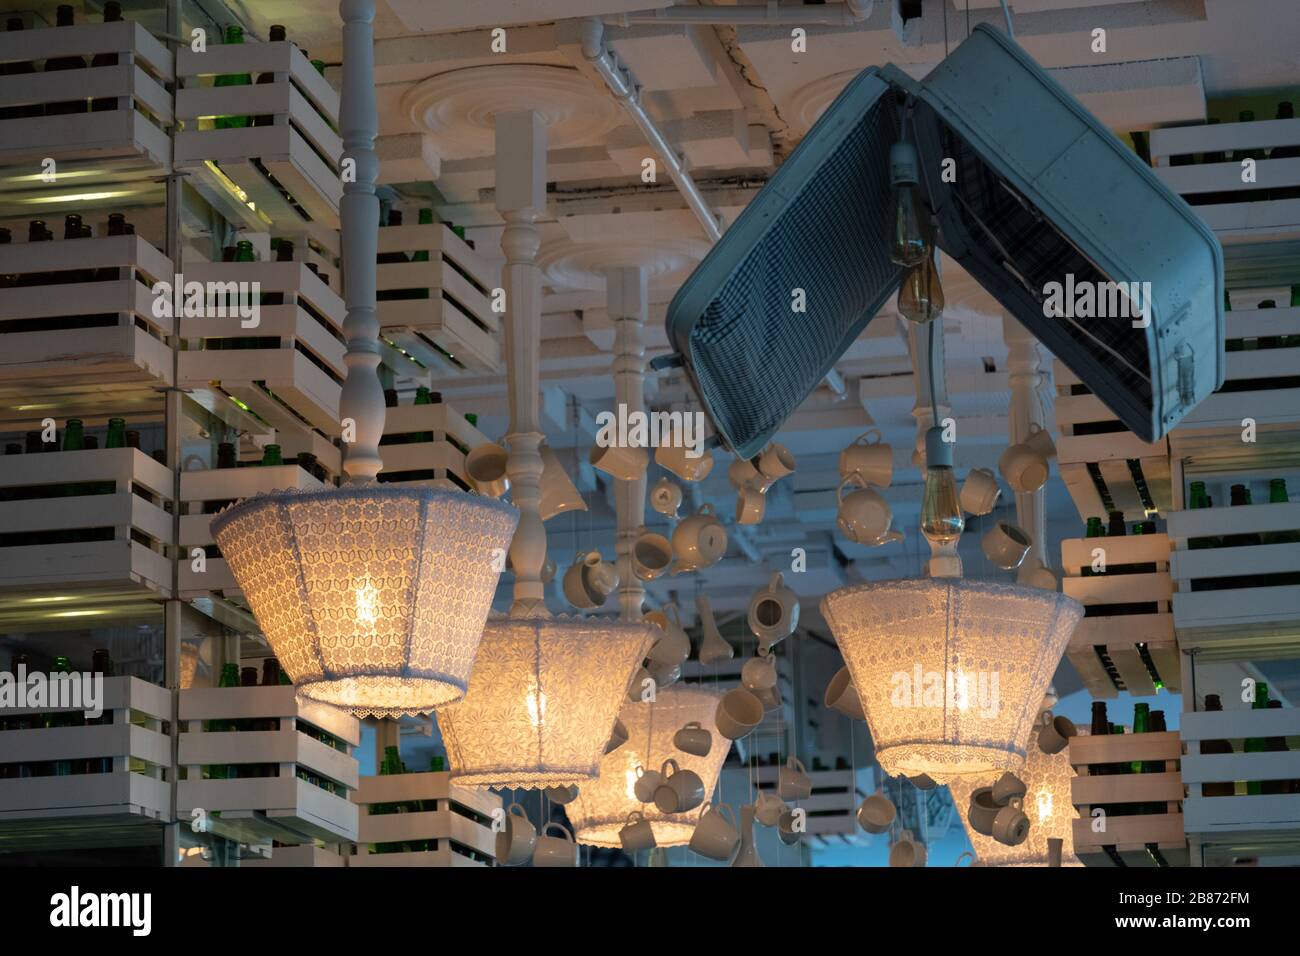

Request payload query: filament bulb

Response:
[890,141,929,267]
[898,254,945,324]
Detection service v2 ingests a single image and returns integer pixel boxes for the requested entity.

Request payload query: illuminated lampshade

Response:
[438,615,656,789]
[947,736,1081,866]
[820,579,1082,783]
[211,485,518,718]
[566,687,731,847]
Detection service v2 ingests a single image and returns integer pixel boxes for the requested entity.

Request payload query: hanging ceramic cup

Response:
[646,604,691,667]
[959,467,1001,516]
[656,443,713,482]
[888,830,927,868]
[1047,837,1064,867]
[649,476,682,517]
[857,793,897,834]
[632,531,674,581]
[619,810,657,853]
[563,557,598,609]
[673,721,712,757]
[824,665,867,721]
[998,440,1049,493]
[991,771,1027,806]
[632,765,663,803]
[777,809,803,846]
[544,784,579,805]
[967,787,1002,837]
[465,443,510,498]
[741,648,778,693]
[494,803,537,866]
[1025,422,1057,459]
[755,790,786,827]
[735,483,767,525]
[532,822,579,867]
[715,688,765,740]
[728,457,771,493]
[747,572,800,649]
[837,472,904,546]
[696,594,734,664]
[590,442,649,482]
[839,428,892,486]
[1037,713,1077,755]
[671,503,727,572]
[689,802,741,861]
[777,756,812,801]
[981,521,1032,570]
[757,442,796,482]
[992,797,1030,846]
[653,758,705,814]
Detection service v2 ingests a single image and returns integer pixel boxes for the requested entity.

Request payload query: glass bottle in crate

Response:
[1245,682,1270,796]
[1262,700,1291,795]
[260,444,283,467]
[214,26,252,129]
[1223,484,1262,548]
[252,25,287,127]
[89,2,124,112]
[0,18,40,121]
[1200,695,1235,797]
[43,6,88,117]
[413,386,435,443]
[205,663,241,780]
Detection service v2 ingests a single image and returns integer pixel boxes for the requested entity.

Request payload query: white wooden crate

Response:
[376,224,501,373]
[1053,360,1172,522]
[243,843,348,867]
[178,260,347,438]
[377,402,490,491]
[1060,534,1179,698]
[0,234,175,429]
[350,770,500,867]
[1068,731,1188,867]
[1167,501,1300,655]
[1181,706,1300,841]
[1150,117,1300,243]
[177,462,325,597]
[750,765,857,841]
[0,447,173,597]
[0,677,172,851]
[175,41,341,234]
[0,20,172,170]
[177,686,360,845]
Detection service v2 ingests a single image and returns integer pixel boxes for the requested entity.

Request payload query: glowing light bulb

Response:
[526,685,548,728]
[355,580,380,628]
[890,141,929,266]
[898,254,945,324]
[1037,789,1053,822]
[920,427,964,548]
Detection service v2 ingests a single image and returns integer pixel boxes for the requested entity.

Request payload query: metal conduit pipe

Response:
[605,0,874,27]
[581,17,723,244]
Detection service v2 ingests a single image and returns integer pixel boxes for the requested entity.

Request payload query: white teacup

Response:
[728,457,770,493]
[582,551,620,600]
[494,803,537,866]
[991,771,1027,806]
[889,830,927,867]
[538,443,586,520]
[824,665,866,721]
[959,467,1001,516]
[992,797,1030,846]
[619,811,657,853]
[673,721,712,757]
[1038,714,1077,755]
[755,790,787,827]
[655,443,713,482]
[837,473,903,546]
[465,443,510,498]
[653,758,705,814]
[735,484,766,525]
[604,718,629,754]
[671,503,727,571]
[967,787,1001,837]
[777,809,803,846]
[777,756,812,801]
[689,802,740,861]
[740,650,777,693]
[632,532,674,581]
[1025,422,1056,460]
[982,521,1032,570]
[998,441,1049,493]
[857,793,897,834]
[649,476,682,517]
[646,605,691,666]
[839,429,893,487]
[632,765,663,803]
[754,682,782,712]
[714,688,764,740]
[590,442,649,482]
[532,822,578,867]
[544,784,579,805]
[757,443,796,482]
[562,557,598,609]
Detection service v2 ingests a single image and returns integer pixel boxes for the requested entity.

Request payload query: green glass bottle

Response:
[311,59,326,76]
[50,656,75,775]
[214,26,252,129]
[62,419,84,451]
[1262,699,1291,795]
[252,25,287,128]
[206,662,241,779]
[105,418,127,449]
[90,2,124,113]
[260,444,283,466]
[410,209,434,300]
[1131,703,1150,774]
[1263,479,1292,545]
[1200,694,1235,797]
[44,6,88,116]
[1246,682,1270,795]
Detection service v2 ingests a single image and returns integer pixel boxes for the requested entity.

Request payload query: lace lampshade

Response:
[438,616,656,789]
[211,485,518,718]
[566,687,730,847]
[820,579,1082,783]
[948,736,1081,866]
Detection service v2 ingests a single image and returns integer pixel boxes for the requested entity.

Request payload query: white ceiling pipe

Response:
[605,0,874,27]
[581,18,723,244]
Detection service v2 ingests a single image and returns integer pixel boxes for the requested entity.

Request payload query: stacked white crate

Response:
[350,771,500,867]
[377,400,490,492]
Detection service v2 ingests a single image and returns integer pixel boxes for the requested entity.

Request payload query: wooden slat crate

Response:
[0,19,172,171]
[376,224,501,374]
[0,447,173,597]
[1150,116,1300,243]
[1181,705,1300,853]
[0,677,172,852]
[177,686,360,846]
[1053,360,1172,522]
[1060,533,1179,698]
[1167,500,1300,656]
[350,771,500,867]
[177,462,326,597]
[750,765,858,841]
[0,234,175,431]
[175,40,341,236]
[377,401,490,492]
[177,259,347,438]
[1068,730,1188,867]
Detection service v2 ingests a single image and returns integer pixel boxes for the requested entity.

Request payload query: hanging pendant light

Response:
[437,615,656,788]
[820,579,1082,783]
[947,725,1081,866]
[212,486,518,718]
[566,686,730,847]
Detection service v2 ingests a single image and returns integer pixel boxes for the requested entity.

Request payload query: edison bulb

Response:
[920,427,964,547]
[889,141,929,267]
[898,255,944,324]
